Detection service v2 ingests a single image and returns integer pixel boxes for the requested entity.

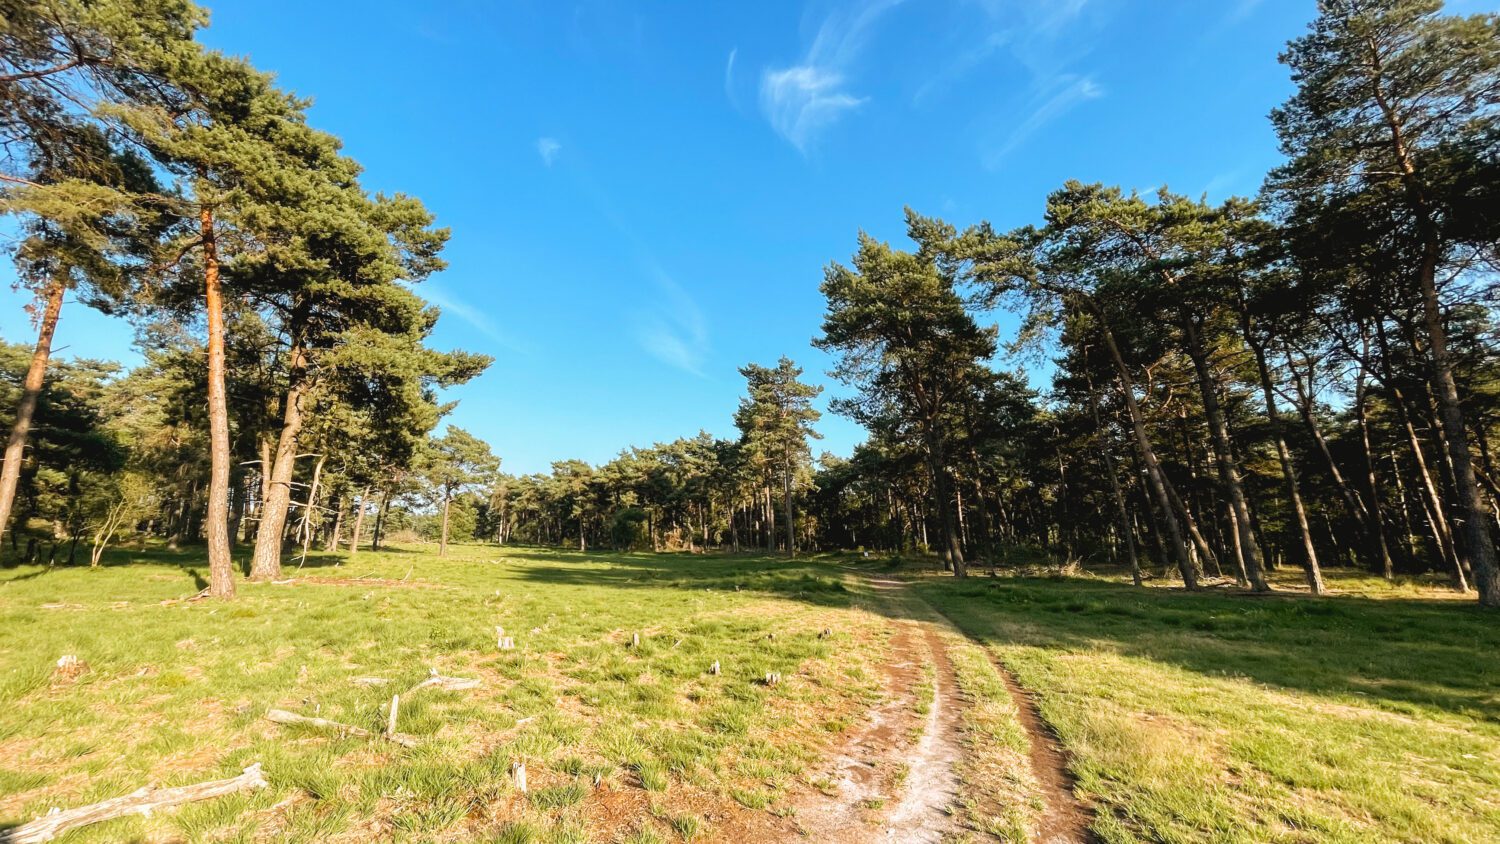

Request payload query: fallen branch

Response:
[404,668,481,697]
[1,763,267,844]
[265,709,417,747]
[158,588,210,607]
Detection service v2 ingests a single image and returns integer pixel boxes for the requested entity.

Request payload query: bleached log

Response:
[264,709,417,747]
[386,694,399,738]
[404,668,480,696]
[1,763,267,844]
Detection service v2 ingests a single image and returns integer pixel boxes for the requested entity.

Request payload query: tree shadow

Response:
[0,567,54,584]
[909,573,1500,723]
[508,549,860,609]
[502,546,1496,723]
[184,567,209,591]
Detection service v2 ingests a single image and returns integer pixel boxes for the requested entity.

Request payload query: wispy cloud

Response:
[560,157,713,376]
[760,66,866,152]
[421,281,531,354]
[904,1,1108,167]
[958,0,1095,80]
[912,0,1105,110]
[632,270,709,376]
[758,0,905,153]
[536,137,561,167]
[1201,169,1248,201]
[1193,0,1266,46]
[982,74,1102,168]
[1225,0,1264,26]
[724,47,738,100]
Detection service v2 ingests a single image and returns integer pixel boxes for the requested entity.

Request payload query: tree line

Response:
[825,0,1500,607]
[416,0,1500,609]
[4,1,1498,609]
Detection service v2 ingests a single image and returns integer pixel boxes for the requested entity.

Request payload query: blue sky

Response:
[0,0,1410,473]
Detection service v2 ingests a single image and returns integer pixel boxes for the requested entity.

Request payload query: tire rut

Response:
[918,591,1096,844]
[792,579,965,843]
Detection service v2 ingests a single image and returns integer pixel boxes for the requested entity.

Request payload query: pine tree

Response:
[420,427,500,557]
[1267,0,1500,606]
[734,358,822,556]
[0,0,199,550]
[816,221,996,577]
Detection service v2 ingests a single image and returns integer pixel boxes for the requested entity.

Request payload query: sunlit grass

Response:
[0,543,886,841]
[911,559,1500,844]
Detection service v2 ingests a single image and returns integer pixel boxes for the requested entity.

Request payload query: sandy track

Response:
[794,571,1094,843]
[793,577,965,842]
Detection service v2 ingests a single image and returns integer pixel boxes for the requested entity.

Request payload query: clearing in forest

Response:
[2,546,1497,843]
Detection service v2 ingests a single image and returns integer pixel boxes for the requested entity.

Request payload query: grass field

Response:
[2,545,1497,843]
[912,565,1500,843]
[0,544,895,842]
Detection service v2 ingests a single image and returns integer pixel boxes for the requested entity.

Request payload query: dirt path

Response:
[911,582,1095,844]
[882,621,964,840]
[796,570,1095,843]
[792,577,965,843]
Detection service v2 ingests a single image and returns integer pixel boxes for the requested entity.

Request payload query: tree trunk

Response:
[782,455,796,557]
[924,430,967,577]
[227,472,245,548]
[1395,387,1466,590]
[296,453,324,567]
[250,339,308,580]
[1287,353,1379,565]
[764,484,775,553]
[439,493,451,557]
[373,487,391,550]
[1390,448,1420,564]
[1353,353,1394,580]
[1249,339,1324,593]
[0,279,64,551]
[1088,387,1142,586]
[349,491,367,556]
[1161,471,1222,578]
[325,494,344,552]
[1093,311,1198,587]
[201,205,235,599]
[1185,317,1267,591]
[1377,62,1500,605]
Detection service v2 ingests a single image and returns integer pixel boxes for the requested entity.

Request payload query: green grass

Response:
[5,542,1496,842]
[0,543,886,842]
[912,565,1500,844]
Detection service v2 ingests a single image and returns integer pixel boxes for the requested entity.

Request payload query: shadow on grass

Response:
[514,546,1498,723]
[16,536,1495,725]
[910,573,1500,724]
[500,548,860,609]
